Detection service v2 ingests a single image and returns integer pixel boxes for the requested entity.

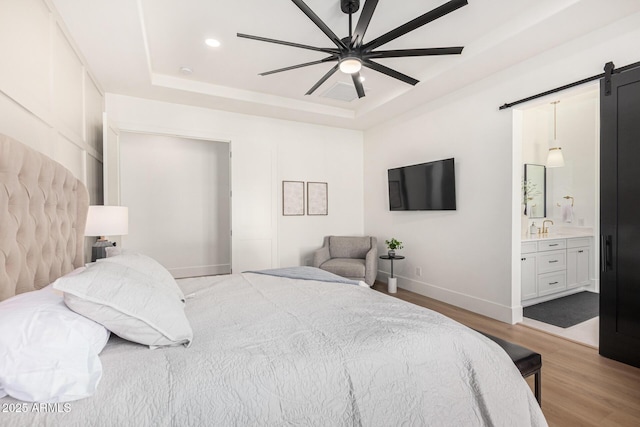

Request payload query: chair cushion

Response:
[328,236,372,259]
[320,258,366,279]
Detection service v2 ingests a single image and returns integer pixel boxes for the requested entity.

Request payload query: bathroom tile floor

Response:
[521,316,599,348]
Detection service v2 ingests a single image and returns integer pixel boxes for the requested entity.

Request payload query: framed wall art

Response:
[282,181,304,216]
[307,182,328,215]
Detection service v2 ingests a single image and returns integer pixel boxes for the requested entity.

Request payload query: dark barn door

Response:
[600,63,640,368]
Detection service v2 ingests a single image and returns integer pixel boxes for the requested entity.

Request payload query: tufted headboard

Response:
[0,134,89,301]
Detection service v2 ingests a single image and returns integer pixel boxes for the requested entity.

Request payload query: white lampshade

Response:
[85,206,129,237]
[339,58,362,74]
[546,146,565,168]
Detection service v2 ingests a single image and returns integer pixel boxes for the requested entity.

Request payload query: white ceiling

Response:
[51,0,640,130]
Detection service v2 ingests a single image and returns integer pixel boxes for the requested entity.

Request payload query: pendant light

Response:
[547,101,565,168]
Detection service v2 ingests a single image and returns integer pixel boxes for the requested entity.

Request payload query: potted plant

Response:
[385,238,403,258]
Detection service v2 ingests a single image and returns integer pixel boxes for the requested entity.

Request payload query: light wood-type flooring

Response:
[371,282,640,427]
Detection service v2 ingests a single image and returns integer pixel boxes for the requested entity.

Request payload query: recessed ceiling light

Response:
[180,67,193,75]
[205,38,221,48]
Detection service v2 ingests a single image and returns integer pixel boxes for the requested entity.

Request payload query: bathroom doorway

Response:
[515,84,600,348]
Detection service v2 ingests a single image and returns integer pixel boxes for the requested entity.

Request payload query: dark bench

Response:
[476,331,542,406]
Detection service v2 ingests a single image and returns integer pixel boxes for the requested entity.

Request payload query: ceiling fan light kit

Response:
[238,0,468,98]
[339,58,362,74]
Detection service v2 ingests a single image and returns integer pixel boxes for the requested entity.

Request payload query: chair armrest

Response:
[313,242,331,267]
[364,237,378,286]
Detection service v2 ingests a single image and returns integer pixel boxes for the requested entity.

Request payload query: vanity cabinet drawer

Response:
[521,242,537,254]
[538,271,567,296]
[567,237,591,248]
[538,239,566,252]
[537,250,566,274]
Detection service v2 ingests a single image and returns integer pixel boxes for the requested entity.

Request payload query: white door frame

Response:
[103,123,233,274]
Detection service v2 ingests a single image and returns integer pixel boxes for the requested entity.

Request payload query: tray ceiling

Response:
[51,0,640,129]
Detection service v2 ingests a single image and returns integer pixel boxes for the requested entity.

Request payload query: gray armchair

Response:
[313,236,378,286]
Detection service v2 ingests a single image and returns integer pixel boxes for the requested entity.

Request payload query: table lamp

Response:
[85,206,129,262]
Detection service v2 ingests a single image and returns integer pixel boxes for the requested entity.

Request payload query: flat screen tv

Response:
[388,158,456,211]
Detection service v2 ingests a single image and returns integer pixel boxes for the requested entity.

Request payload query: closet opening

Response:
[119,132,232,278]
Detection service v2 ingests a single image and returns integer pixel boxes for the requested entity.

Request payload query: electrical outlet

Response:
[416,267,422,277]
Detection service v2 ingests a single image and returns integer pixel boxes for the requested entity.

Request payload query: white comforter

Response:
[2,273,547,426]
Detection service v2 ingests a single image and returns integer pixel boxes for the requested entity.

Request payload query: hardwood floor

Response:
[371,283,640,427]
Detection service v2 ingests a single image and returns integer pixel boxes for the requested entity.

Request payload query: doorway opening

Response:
[119,132,232,279]
[514,83,600,348]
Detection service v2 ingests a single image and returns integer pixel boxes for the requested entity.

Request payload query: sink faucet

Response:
[542,219,554,234]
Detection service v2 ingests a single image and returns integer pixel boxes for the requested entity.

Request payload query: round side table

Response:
[379,255,405,293]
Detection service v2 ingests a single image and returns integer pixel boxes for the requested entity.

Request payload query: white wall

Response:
[106,94,364,273]
[0,0,105,262]
[363,12,640,323]
[119,133,231,277]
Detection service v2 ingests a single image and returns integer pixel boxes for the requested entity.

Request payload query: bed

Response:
[0,134,547,426]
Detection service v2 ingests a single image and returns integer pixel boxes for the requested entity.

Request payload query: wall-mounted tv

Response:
[388,158,456,211]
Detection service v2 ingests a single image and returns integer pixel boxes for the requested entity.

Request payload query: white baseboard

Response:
[378,272,517,324]
[169,264,231,279]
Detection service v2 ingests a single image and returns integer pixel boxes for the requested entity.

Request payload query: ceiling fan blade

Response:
[351,73,366,98]
[306,64,340,95]
[362,0,468,52]
[351,0,379,48]
[237,33,339,55]
[291,0,348,50]
[363,60,419,86]
[366,47,464,59]
[259,56,338,76]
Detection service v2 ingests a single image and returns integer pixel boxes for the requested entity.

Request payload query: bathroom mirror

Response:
[523,164,546,218]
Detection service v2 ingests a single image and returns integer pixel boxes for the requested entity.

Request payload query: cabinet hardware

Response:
[521,258,526,261]
[549,244,559,247]
[578,250,584,253]
[549,281,559,285]
[549,260,558,263]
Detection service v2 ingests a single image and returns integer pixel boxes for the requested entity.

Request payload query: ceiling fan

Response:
[237,0,468,98]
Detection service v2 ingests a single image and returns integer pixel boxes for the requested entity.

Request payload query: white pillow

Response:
[98,251,185,302]
[0,282,110,402]
[54,262,193,348]
[104,246,122,257]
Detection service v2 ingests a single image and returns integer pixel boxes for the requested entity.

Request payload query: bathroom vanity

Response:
[521,232,593,305]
